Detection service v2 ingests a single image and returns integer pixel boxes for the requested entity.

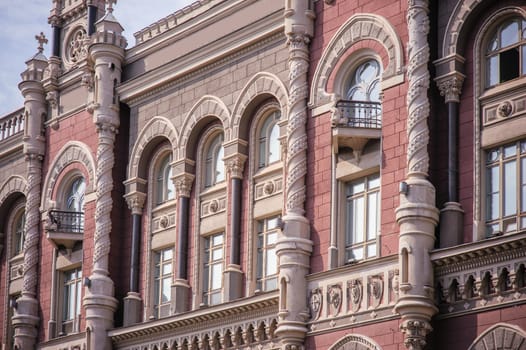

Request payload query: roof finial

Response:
[35,32,48,54]
[106,0,116,13]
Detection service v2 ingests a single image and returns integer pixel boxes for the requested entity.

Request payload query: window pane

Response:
[266,247,277,276]
[368,174,380,189]
[267,231,277,245]
[265,277,277,291]
[162,262,172,275]
[351,247,364,261]
[367,191,379,241]
[163,249,173,261]
[211,263,222,289]
[161,277,171,302]
[166,165,174,200]
[213,234,223,246]
[504,160,517,216]
[487,56,498,87]
[487,33,498,52]
[348,180,365,195]
[215,145,225,183]
[504,145,517,158]
[501,20,519,47]
[486,166,500,220]
[353,197,364,243]
[268,124,280,164]
[212,247,223,260]
[367,244,377,258]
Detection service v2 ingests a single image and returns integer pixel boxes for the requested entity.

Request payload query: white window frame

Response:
[59,266,82,336]
[156,153,175,205]
[255,216,280,292]
[202,232,224,306]
[258,110,281,169]
[204,133,225,188]
[153,247,173,318]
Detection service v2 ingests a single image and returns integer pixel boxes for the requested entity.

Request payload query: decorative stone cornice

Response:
[174,173,195,198]
[225,154,247,179]
[435,72,465,103]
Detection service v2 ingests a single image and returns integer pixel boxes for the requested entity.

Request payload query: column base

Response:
[172,279,190,314]
[12,294,39,349]
[439,202,464,248]
[123,292,142,326]
[224,264,243,302]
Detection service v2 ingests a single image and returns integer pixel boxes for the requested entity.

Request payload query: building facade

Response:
[0,0,525,349]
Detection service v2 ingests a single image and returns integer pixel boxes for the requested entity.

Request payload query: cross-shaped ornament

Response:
[106,0,117,13]
[35,32,48,53]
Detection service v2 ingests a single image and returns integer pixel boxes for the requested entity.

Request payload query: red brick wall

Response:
[308,0,409,272]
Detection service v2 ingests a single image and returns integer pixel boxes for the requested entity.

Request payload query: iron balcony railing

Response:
[334,100,382,129]
[48,210,84,233]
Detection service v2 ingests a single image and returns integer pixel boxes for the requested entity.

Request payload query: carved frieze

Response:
[201,196,226,218]
[255,177,283,201]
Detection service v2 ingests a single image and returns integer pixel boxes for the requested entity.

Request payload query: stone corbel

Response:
[225,154,247,179]
[400,319,432,350]
[173,173,195,198]
[124,191,146,215]
[435,72,466,103]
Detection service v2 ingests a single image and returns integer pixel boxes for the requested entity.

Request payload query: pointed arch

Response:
[128,116,178,180]
[468,323,526,350]
[329,334,382,350]
[0,176,27,205]
[309,13,404,109]
[231,72,289,140]
[41,141,96,210]
[178,95,230,155]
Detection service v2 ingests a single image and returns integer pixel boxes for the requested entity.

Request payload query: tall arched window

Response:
[205,133,225,187]
[486,18,526,88]
[258,111,281,168]
[66,177,86,213]
[156,154,175,204]
[12,209,25,256]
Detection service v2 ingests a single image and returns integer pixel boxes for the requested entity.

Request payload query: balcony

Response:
[46,210,84,249]
[0,108,24,158]
[331,100,382,157]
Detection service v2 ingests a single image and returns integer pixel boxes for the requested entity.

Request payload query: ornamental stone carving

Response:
[435,73,465,103]
[66,27,88,64]
[327,284,342,316]
[174,173,195,198]
[497,101,513,118]
[368,275,383,308]
[225,154,246,179]
[348,279,362,312]
[309,288,322,320]
[400,319,432,350]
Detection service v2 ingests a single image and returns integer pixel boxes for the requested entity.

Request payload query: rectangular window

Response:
[61,267,82,335]
[345,174,380,263]
[256,216,279,292]
[485,140,526,236]
[153,248,173,318]
[203,233,224,306]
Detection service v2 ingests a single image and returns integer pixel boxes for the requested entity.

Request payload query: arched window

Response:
[66,177,86,213]
[205,133,225,187]
[486,18,526,88]
[156,154,175,204]
[344,59,382,128]
[12,209,25,256]
[258,111,281,168]
[346,59,381,102]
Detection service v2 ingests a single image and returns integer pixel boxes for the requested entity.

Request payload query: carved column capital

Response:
[435,73,465,103]
[174,173,195,198]
[225,154,247,179]
[124,191,146,215]
[400,319,432,350]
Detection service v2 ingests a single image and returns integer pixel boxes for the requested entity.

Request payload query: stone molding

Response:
[467,323,526,350]
[40,141,96,211]
[173,172,195,198]
[442,0,484,57]
[124,191,147,215]
[309,13,405,109]
[328,334,382,350]
[231,72,289,133]
[0,176,28,205]
[127,116,178,180]
[178,95,231,153]
[225,153,247,179]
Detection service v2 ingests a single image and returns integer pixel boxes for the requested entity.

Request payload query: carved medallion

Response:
[327,283,342,316]
[368,275,383,308]
[309,288,322,320]
[347,279,362,312]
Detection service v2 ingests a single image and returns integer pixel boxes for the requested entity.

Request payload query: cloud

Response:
[0,0,194,116]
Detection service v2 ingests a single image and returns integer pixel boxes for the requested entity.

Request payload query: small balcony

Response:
[331,100,382,156]
[46,210,84,249]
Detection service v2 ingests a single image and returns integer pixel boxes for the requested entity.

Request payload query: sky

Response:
[0,0,195,116]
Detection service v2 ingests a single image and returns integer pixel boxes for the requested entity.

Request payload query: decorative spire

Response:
[106,0,116,13]
[35,32,48,54]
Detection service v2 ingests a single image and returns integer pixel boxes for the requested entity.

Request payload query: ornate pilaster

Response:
[173,172,194,313]
[13,34,48,350]
[83,1,126,348]
[225,153,247,180]
[394,1,438,348]
[435,73,465,103]
[275,1,314,348]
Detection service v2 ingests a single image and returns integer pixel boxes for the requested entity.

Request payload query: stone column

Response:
[435,73,465,247]
[224,154,246,301]
[123,191,146,326]
[275,1,314,348]
[172,172,194,314]
[13,34,48,350]
[83,2,126,348]
[394,1,439,349]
